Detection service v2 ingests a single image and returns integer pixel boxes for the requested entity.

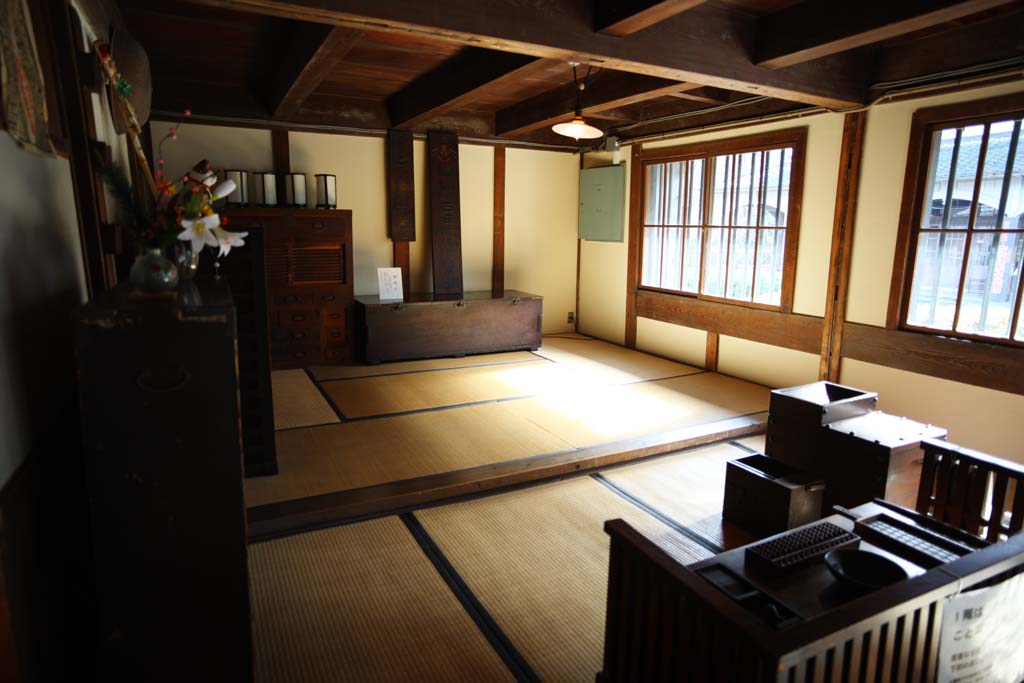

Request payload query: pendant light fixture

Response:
[551,63,604,141]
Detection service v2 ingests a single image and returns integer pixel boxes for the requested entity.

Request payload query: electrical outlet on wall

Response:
[567,312,575,324]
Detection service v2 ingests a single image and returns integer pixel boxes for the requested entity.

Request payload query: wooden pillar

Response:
[271,128,290,204]
[492,146,506,297]
[624,144,643,348]
[705,331,719,372]
[819,111,867,382]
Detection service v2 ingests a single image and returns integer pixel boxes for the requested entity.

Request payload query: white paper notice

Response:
[938,572,1024,683]
[377,267,404,303]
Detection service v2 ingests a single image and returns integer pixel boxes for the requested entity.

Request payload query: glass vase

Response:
[172,241,200,281]
[129,247,179,291]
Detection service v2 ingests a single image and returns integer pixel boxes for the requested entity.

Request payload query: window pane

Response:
[641,227,663,287]
[922,125,985,230]
[661,228,684,289]
[979,120,1023,231]
[956,232,1023,339]
[682,227,702,292]
[906,232,968,330]
[644,164,664,225]
[711,155,732,226]
[702,228,728,297]
[761,148,790,227]
[664,162,685,225]
[754,229,785,306]
[687,159,704,226]
[727,228,756,301]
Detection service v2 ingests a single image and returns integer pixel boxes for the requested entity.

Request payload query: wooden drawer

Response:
[277,309,319,326]
[324,322,347,346]
[270,326,319,344]
[271,289,313,307]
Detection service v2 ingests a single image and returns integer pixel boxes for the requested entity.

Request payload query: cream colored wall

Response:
[718,337,819,390]
[150,121,274,179]
[635,317,706,367]
[0,133,87,487]
[578,149,629,343]
[841,359,1024,463]
[505,147,579,334]
[847,80,1024,326]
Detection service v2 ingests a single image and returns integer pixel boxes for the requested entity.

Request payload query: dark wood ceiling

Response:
[118,0,1024,147]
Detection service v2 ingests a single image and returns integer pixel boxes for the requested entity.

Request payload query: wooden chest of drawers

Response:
[355,290,543,363]
[229,208,354,368]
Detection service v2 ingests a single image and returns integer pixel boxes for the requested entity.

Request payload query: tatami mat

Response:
[534,337,702,384]
[734,433,767,453]
[601,442,748,527]
[248,516,514,683]
[503,372,770,448]
[415,477,713,682]
[320,358,554,418]
[271,370,340,431]
[309,351,538,381]
[246,402,574,507]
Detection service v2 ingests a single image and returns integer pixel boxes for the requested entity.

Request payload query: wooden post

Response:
[819,111,867,381]
[492,146,506,297]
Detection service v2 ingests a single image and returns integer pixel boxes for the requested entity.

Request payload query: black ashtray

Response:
[824,548,907,591]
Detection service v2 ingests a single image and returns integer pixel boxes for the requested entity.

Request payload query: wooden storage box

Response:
[766,381,877,475]
[820,411,946,509]
[723,455,824,538]
[356,290,542,363]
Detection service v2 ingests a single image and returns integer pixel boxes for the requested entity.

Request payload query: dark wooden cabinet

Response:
[230,208,355,368]
[355,290,543,363]
[74,280,252,683]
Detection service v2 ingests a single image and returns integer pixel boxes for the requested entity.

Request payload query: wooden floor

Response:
[247,336,772,537]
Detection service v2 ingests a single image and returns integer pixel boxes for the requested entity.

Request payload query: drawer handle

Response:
[293,351,307,358]
[292,314,306,321]
[329,312,341,320]
[330,330,342,338]
[293,331,306,339]
[136,365,191,393]
[322,294,336,302]
[312,222,325,230]
[285,295,299,304]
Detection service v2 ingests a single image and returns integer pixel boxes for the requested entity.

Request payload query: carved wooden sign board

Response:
[386,129,416,242]
[427,130,464,297]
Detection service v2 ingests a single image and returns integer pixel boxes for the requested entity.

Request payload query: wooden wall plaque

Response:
[386,129,416,242]
[428,130,464,297]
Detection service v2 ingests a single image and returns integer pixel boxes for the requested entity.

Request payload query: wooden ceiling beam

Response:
[595,0,706,37]
[388,50,554,129]
[268,23,363,120]
[666,86,735,105]
[756,0,1019,69]
[495,72,696,137]
[185,0,868,108]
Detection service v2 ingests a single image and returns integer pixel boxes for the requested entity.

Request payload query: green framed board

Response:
[579,164,625,242]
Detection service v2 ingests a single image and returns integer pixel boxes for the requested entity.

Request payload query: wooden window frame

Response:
[888,91,1024,350]
[633,127,807,314]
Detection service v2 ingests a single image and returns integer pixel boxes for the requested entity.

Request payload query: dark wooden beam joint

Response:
[596,0,706,37]
[756,0,1018,69]
[268,24,363,120]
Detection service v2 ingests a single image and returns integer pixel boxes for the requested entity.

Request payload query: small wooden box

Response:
[766,381,878,475]
[723,455,825,538]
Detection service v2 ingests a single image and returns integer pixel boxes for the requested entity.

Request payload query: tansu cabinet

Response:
[74,280,252,682]
[355,290,543,363]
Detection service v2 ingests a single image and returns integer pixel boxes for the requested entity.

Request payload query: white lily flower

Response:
[178,214,221,253]
[211,227,248,258]
[211,179,236,200]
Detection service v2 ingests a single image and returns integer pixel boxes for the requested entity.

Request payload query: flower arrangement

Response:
[99,111,248,260]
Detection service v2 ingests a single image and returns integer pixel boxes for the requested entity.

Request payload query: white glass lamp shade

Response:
[285,173,308,207]
[315,174,337,209]
[224,170,248,206]
[552,115,603,140]
[260,172,278,207]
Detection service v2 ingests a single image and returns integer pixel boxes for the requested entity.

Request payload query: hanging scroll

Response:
[386,129,415,242]
[427,130,463,298]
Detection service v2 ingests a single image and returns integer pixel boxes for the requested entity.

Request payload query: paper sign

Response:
[377,267,404,303]
[938,571,1024,683]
